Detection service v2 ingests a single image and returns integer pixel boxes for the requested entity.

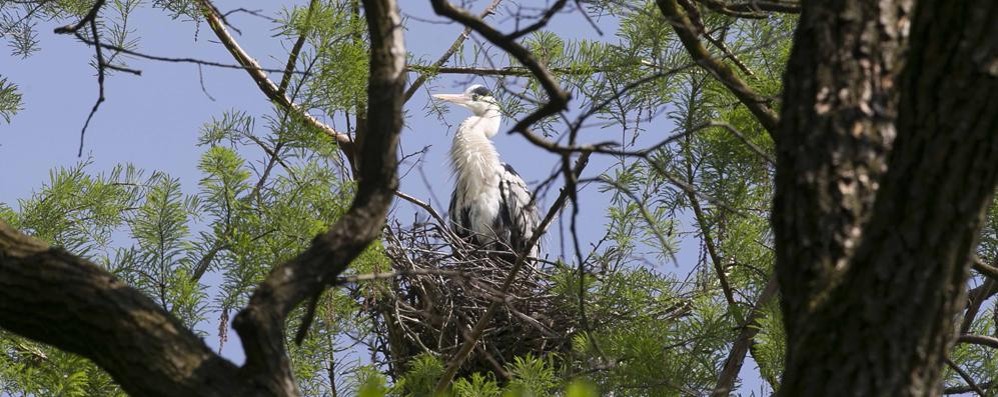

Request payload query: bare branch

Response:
[696,0,800,19]
[53,0,105,34]
[429,0,571,136]
[945,358,987,397]
[76,19,106,156]
[958,334,998,349]
[506,0,569,40]
[945,381,997,395]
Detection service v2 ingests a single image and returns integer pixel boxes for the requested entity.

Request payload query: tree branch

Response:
[0,223,250,396]
[696,0,800,19]
[429,0,571,136]
[945,358,987,397]
[229,0,405,394]
[656,0,779,135]
[712,276,778,396]
[958,334,998,349]
[973,256,998,280]
[403,0,502,102]
[53,0,105,34]
[278,0,319,96]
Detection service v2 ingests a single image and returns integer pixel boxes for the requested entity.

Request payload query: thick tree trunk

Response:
[775,0,998,395]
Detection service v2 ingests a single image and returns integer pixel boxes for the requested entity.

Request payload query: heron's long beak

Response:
[432,93,471,107]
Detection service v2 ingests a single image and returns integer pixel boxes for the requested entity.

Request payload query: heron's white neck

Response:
[474,107,502,137]
[450,113,503,198]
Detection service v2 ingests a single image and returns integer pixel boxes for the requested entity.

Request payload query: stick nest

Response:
[362,218,578,380]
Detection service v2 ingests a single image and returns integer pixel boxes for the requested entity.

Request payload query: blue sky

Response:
[1,0,768,394]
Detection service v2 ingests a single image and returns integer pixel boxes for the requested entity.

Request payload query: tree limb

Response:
[712,276,778,396]
[958,334,998,349]
[945,358,987,397]
[229,0,405,393]
[696,0,800,19]
[973,256,998,280]
[278,0,320,96]
[429,0,571,136]
[0,223,250,396]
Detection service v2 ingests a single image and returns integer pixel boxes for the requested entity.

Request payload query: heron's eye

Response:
[472,94,480,101]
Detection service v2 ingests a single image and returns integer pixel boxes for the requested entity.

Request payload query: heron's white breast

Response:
[450,117,504,240]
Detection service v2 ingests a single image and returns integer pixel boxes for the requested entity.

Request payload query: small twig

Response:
[197,64,216,101]
[945,381,997,395]
[337,268,470,284]
[53,0,106,34]
[73,35,308,75]
[573,0,604,36]
[506,0,569,40]
[77,19,106,157]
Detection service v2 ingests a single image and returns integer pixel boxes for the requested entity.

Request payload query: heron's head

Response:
[432,84,499,117]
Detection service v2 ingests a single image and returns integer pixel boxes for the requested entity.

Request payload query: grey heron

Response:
[432,84,541,258]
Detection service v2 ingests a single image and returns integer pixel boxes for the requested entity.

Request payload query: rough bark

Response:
[0,226,251,396]
[775,0,998,395]
[0,0,404,395]
[774,0,911,337]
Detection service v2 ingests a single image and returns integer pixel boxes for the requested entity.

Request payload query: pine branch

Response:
[196,0,357,169]
[656,0,779,135]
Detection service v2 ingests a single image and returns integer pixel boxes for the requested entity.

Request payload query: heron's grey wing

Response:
[448,188,471,239]
[498,163,540,257]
